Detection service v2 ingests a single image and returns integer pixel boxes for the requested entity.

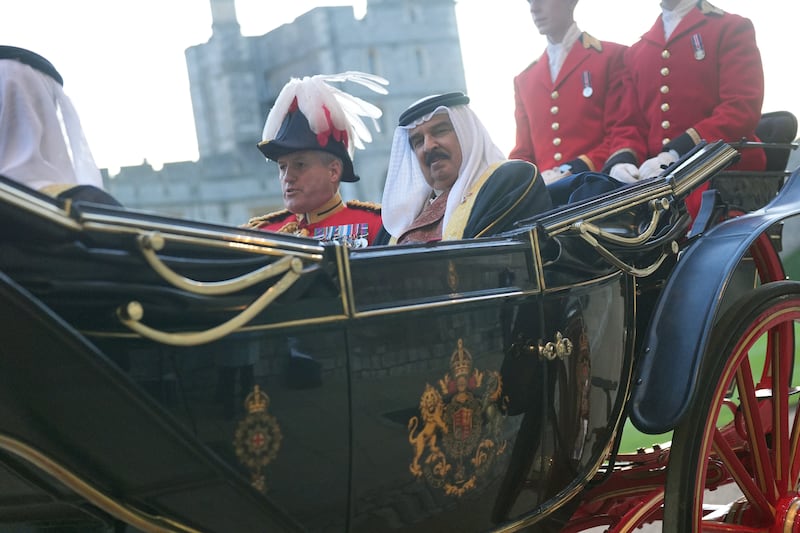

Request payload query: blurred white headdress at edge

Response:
[260,71,388,182]
[0,46,104,192]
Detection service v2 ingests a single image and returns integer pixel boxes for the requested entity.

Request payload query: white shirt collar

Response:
[662,0,696,40]
[546,22,581,83]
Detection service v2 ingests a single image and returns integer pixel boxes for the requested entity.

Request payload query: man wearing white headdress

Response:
[245,71,386,248]
[0,46,117,205]
[379,92,551,245]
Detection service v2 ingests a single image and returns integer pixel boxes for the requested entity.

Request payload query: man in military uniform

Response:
[510,0,627,185]
[379,92,552,244]
[232,74,387,416]
[603,0,766,219]
[245,72,385,247]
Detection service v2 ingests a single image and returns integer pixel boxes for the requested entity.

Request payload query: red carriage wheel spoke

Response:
[734,356,778,503]
[712,427,775,519]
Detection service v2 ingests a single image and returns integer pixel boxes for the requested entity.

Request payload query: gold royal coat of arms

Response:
[407,338,507,497]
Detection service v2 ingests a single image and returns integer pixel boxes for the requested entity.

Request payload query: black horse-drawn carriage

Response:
[0,117,798,532]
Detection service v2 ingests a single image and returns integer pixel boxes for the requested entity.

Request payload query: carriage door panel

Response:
[93,327,352,533]
[345,275,630,531]
[497,273,631,523]
[346,305,525,532]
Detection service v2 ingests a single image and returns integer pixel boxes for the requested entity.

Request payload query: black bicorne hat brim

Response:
[258,110,359,182]
[0,46,63,86]
[398,91,469,127]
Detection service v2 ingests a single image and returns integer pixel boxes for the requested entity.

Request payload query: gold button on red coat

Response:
[604,11,767,195]
[508,37,629,172]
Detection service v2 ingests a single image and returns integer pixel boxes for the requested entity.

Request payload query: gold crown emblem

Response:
[450,338,473,378]
[244,385,270,414]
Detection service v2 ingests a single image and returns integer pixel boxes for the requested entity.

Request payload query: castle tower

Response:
[185,0,262,158]
[209,0,239,34]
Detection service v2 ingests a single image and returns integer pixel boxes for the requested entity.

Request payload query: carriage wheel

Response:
[663,280,800,531]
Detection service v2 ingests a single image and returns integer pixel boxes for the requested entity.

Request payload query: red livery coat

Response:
[607,1,766,216]
[510,32,627,173]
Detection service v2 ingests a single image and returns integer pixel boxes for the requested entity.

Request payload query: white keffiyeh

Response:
[0,59,102,191]
[381,104,505,239]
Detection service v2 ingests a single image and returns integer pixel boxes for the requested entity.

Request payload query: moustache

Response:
[424,150,449,167]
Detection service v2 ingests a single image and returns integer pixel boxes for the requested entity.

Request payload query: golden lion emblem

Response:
[408,384,448,477]
[407,339,507,496]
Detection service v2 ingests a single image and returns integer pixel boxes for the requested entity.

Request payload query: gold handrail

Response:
[560,197,677,277]
[0,434,204,533]
[117,257,303,346]
[571,198,670,247]
[576,225,678,278]
[137,232,298,296]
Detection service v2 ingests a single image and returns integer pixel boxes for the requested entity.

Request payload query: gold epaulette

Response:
[581,32,603,52]
[699,0,724,16]
[242,209,291,229]
[346,200,381,213]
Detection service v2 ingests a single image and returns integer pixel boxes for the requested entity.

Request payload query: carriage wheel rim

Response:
[659,279,800,531]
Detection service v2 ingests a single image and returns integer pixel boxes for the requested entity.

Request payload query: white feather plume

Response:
[262,71,389,157]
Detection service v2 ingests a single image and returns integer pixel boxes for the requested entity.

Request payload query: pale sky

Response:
[1,1,798,173]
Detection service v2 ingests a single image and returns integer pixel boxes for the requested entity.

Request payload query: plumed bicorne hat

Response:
[258,72,388,182]
[0,45,63,86]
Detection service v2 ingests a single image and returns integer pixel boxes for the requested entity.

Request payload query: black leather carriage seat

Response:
[706,112,798,213]
[756,110,798,172]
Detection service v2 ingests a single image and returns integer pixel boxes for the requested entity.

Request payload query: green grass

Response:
[783,249,800,280]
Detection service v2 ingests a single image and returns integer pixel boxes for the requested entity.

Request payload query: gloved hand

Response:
[541,168,570,185]
[638,150,679,179]
[609,163,640,183]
